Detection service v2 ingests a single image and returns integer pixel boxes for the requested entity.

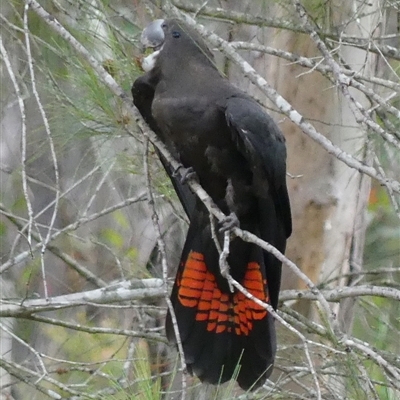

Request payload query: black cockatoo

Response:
[132,19,291,390]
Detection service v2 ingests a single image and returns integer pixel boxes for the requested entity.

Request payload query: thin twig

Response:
[24,2,61,298]
[143,139,187,400]
[226,277,322,400]
[0,35,34,244]
[0,193,147,274]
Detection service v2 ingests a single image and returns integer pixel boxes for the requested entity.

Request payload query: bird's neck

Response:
[159,57,222,91]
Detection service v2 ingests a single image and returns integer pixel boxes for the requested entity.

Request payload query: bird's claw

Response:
[219,212,240,232]
[173,166,198,184]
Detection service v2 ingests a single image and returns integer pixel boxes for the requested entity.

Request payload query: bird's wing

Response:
[220,96,292,310]
[222,95,292,238]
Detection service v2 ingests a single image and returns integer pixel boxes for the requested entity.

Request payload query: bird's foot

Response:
[173,165,198,184]
[219,212,240,232]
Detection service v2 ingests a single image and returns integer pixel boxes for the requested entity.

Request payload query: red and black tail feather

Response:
[166,213,277,390]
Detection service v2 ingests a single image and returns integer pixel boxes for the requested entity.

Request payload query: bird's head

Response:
[140,19,214,72]
[140,19,165,72]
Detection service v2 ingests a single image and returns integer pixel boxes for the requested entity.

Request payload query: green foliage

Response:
[100,227,125,249]
[0,221,6,237]
[42,316,127,390]
[130,340,162,400]
[302,0,330,22]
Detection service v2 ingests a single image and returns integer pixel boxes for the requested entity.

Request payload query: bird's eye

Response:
[172,31,181,38]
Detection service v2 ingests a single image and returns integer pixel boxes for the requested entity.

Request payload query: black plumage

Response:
[132,19,291,390]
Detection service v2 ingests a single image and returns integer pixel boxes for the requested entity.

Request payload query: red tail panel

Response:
[176,250,268,336]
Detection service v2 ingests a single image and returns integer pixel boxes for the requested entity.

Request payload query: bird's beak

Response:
[141,19,165,51]
[140,19,165,72]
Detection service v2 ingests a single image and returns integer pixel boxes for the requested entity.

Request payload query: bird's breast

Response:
[152,95,220,144]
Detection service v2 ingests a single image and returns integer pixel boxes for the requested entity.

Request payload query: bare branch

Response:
[230,41,400,92]
[172,0,400,61]
[0,278,164,317]
[279,285,400,303]
[344,338,400,388]
[27,314,164,342]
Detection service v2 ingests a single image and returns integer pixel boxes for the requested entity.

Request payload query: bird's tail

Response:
[166,210,276,390]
